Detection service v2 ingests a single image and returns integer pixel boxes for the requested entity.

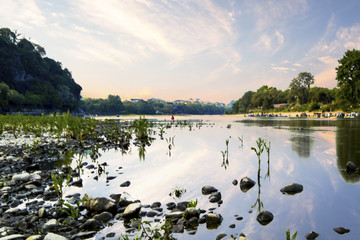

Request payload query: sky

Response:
[1,0,360,104]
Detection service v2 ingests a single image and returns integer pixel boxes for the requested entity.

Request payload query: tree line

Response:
[81,96,229,115]
[232,49,360,114]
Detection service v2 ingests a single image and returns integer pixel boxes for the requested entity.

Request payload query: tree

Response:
[336,49,360,108]
[289,72,315,105]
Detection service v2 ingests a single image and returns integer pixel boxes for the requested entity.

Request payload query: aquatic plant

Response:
[238,136,244,147]
[286,229,298,240]
[119,218,175,240]
[169,186,187,199]
[50,172,71,208]
[62,199,83,220]
[187,199,198,208]
[221,138,230,169]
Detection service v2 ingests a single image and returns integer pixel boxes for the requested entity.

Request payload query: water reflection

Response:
[290,134,313,158]
[336,120,360,183]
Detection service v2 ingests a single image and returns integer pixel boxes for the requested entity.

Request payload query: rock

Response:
[146,211,158,217]
[202,185,218,195]
[229,224,235,228]
[106,233,116,238]
[69,179,82,187]
[206,213,223,230]
[43,219,59,231]
[43,233,68,240]
[240,177,256,192]
[25,236,42,240]
[123,202,141,219]
[183,207,200,220]
[209,191,222,203]
[256,211,274,226]
[280,183,303,195]
[38,207,47,218]
[165,211,184,220]
[0,235,26,240]
[12,172,31,182]
[71,232,97,239]
[120,181,131,187]
[166,202,176,210]
[109,193,121,203]
[232,179,238,186]
[150,202,161,209]
[93,211,113,222]
[333,227,350,234]
[106,176,116,181]
[176,201,189,211]
[346,161,357,173]
[83,194,116,213]
[236,216,243,221]
[216,233,227,240]
[80,219,101,231]
[304,231,319,240]
[172,219,185,233]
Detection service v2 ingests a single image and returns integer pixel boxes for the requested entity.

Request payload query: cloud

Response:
[271,66,289,73]
[246,0,308,31]
[293,63,302,67]
[0,0,46,29]
[254,31,285,54]
[68,0,238,64]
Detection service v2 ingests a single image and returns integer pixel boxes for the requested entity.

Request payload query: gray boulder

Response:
[201,185,218,195]
[240,177,256,192]
[83,194,116,213]
[280,183,303,195]
[256,211,273,226]
[43,219,59,231]
[333,227,350,234]
[304,231,319,240]
[43,233,68,240]
[123,202,141,219]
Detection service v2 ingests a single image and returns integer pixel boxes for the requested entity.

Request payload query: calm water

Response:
[64,115,360,239]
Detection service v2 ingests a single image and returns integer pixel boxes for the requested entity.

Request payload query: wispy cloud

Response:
[254,31,285,54]
[0,0,46,29]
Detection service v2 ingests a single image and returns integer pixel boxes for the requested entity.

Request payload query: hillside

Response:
[0,28,82,113]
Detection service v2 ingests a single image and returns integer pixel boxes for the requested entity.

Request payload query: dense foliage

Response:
[0,28,82,113]
[336,49,360,108]
[81,96,228,115]
[231,64,360,114]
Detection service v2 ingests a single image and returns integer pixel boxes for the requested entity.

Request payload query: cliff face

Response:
[0,28,82,112]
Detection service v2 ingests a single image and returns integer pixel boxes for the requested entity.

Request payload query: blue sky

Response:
[1,0,360,103]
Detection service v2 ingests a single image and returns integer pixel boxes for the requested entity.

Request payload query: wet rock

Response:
[280,183,303,195]
[93,212,113,223]
[232,179,238,186]
[183,207,200,220]
[80,219,101,231]
[69,179,82,187]
[43,233,68,240]
[172,219,185,233]
[71,231,97,239]
[0,234,26,240]
[202,185,218,195]
[166,202,176,210]
[123,202,141,219]
[106,176,116,181]
[236,216,243,221]
[165,211,184,220]
[120,181,131,187]
[205,213,223,230]
[333,227,350,234]
[240,177,256,192]
[304,231,319,240]
[175,201,189,211]
[43,191,57,200]
[83,194,116,213]
[146,211,158,217]
[12,172,31,182]
[106,233,116,238]
[216,233,227,240]
[25,235,42,240]
[229,224,235,228]
[150,202,161,209]
[256,211,274,226]
[209,191,222,203]
[109,194,121,203]
[346,161,357,173]
[38,207,47,218]
[43,219,59,231]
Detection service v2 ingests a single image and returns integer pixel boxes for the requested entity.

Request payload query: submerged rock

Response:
[201,185,218,195]
[333,227,350,234]
[304,231,319,240]
[346,161,357,173]
[240,177,256,192]
[256,211,273,226]
[280,183,303,195]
